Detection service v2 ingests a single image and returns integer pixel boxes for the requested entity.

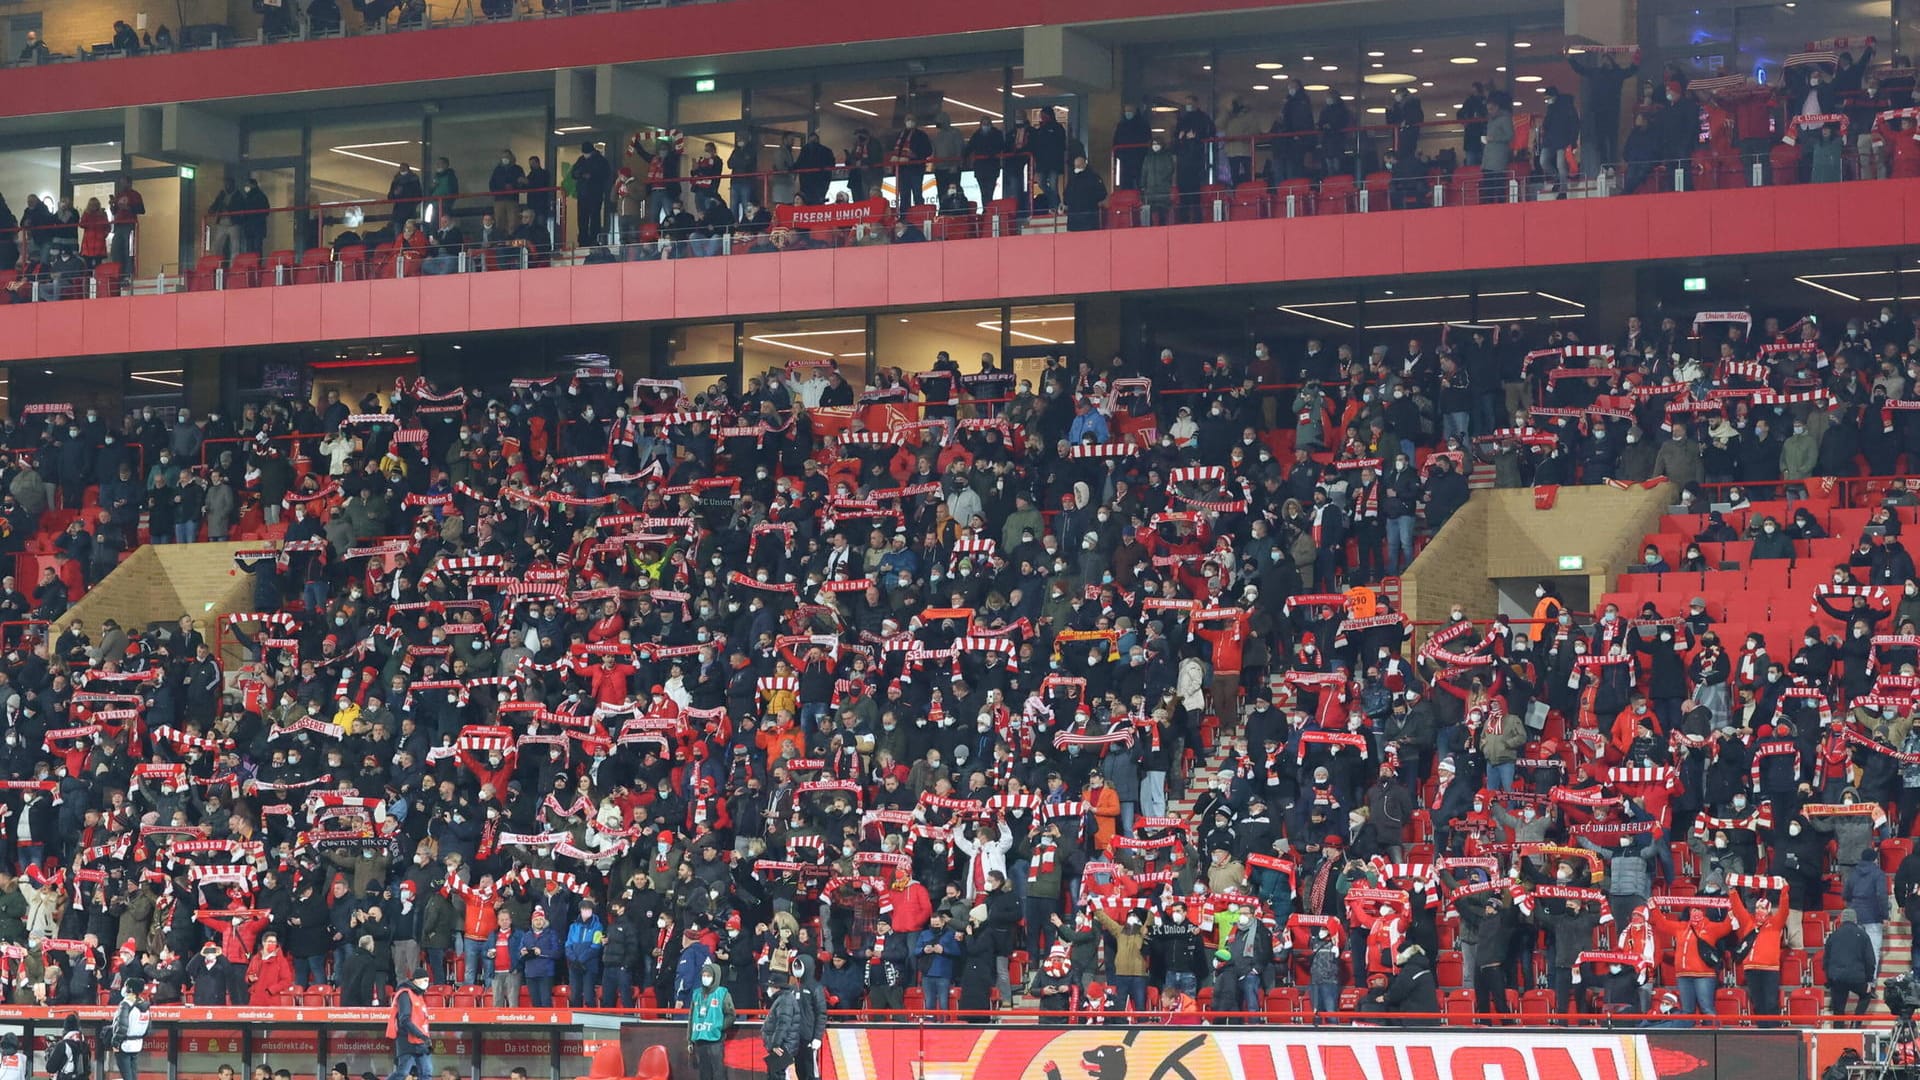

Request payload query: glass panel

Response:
[431,105,547,228]
[1213,39,1361,177]
[915,67,1010,208]
[247,165,299,255]
[741,315,867,382]
[310,116,425,242]
[68,140,123,178]
[1354,32,1500,168]
[0,147,62,226]
[663,322,736,369]
[677,86,745,127]
[246,127,303,160]
[817,75,907,205]
[875,308,1004,383]
[1004,302,1078,387]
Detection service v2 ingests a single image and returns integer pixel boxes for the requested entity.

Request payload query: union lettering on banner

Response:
[774,198,889,230]
[811,1026,1669,1080]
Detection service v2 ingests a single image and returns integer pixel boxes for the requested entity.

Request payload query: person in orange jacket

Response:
[1730,884,1791,1024]
[1647,903,1734,1017]
[1084,771,1121,852]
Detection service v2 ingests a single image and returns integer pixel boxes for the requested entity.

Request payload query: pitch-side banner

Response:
[621,1023,1808,1080]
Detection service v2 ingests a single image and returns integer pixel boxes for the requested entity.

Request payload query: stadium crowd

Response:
[0,314,1912,1031]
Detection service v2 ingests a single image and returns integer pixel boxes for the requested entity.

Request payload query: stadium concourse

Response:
[0,318,1918,1048]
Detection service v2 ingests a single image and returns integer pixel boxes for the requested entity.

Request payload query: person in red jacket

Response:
[1648,903,1734,1016]
[1194,607,1249,718]
[1730,884,1790,1024]
[458,746,517,804]
[881,869,932,934]
[588,653,636,706]
[246,930,296,1004]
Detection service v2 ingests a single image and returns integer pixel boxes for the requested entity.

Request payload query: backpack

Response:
[44,1039,66,1078]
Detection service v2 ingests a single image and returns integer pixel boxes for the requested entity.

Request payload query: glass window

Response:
[68,140,123,179]
[677,86,746,128]
[741,315,868,382]
[663,323,736,370]
[0,147,61,217]
[430,105,547,226]
[1354,32,1498,167]
[816,75,907,204]
[1215,40,1361,176]
[310,116,425,242]
[246,127,303,160]
[875,308,1004,382]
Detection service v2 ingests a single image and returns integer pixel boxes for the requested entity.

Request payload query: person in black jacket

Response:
[1823,907,1877,1023]
[1538,87,1580,196]
[1062,156,1106,233]
[955,904,997,1022]
[889,119,932,211]
[571,141,613,246]
[188,942,233,1006]
[340,934,381,1007]
[1374,943,1439,1023]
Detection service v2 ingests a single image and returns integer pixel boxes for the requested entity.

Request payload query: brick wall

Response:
[30,1,515,54]
[54,541,258,665]
[30,0,231,55]
[1401,483,1673,640]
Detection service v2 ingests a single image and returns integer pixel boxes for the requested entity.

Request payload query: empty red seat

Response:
[185,260,221,292]
[91,262,123,299]
[1228,182,1267,220]
[226,252,262,288]
[1105,189,1142,229]
[1450,165,1483,205]
[1317,175,1355,215]
[1360,171,1391,210]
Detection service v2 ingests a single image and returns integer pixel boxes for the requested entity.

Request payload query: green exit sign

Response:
[694,78,716,92]
[178,165,196,180]
[1557,554,1585,571]
[1682,276,1707,292]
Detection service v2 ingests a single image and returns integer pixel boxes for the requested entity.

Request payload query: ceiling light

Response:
[1514,40,1532,47]
[943,96,1003,119]
[1367,50,1385,58]
[833,102,878,117]
[1365,107,1388,114]
[1150,127,1166,133]
[1340,94,1355,100]
[1012,82,1044,89]
[1321,65,1338,71]
[1151,104,1178,112]
[1411,47,1424,54]
[1202,64,1212,70]
[554,124,593,133]
[1475,41,1488,47]
[1364,72,1419,85]
[1304,84,1331,92]
[1515,74,1543,82]
[1371,62,1384,68]
[1421,81,1434,87]
[1450,57,1478,64]
[1534,86,1547,92]
[1251,84,1270,91]
[1256,62,1284,70]
[1495,65,1507,72]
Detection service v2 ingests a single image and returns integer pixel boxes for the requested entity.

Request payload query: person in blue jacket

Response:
[519,908,561,1007]
[674,924,714,1007]
[914,910,962,1012]
[564,899,606,1008]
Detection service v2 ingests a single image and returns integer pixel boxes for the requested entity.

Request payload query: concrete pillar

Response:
[556,66,671,129]
[1023,27,1114,92]
[186,354,222,416]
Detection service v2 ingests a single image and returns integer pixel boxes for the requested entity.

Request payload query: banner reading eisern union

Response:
[773,198,889,230]
[623,1022,1812,1080]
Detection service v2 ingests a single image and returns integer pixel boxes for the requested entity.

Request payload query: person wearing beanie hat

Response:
[43,1014,84,1080]
[384,966,435,1080]
[109,978,150,1080]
